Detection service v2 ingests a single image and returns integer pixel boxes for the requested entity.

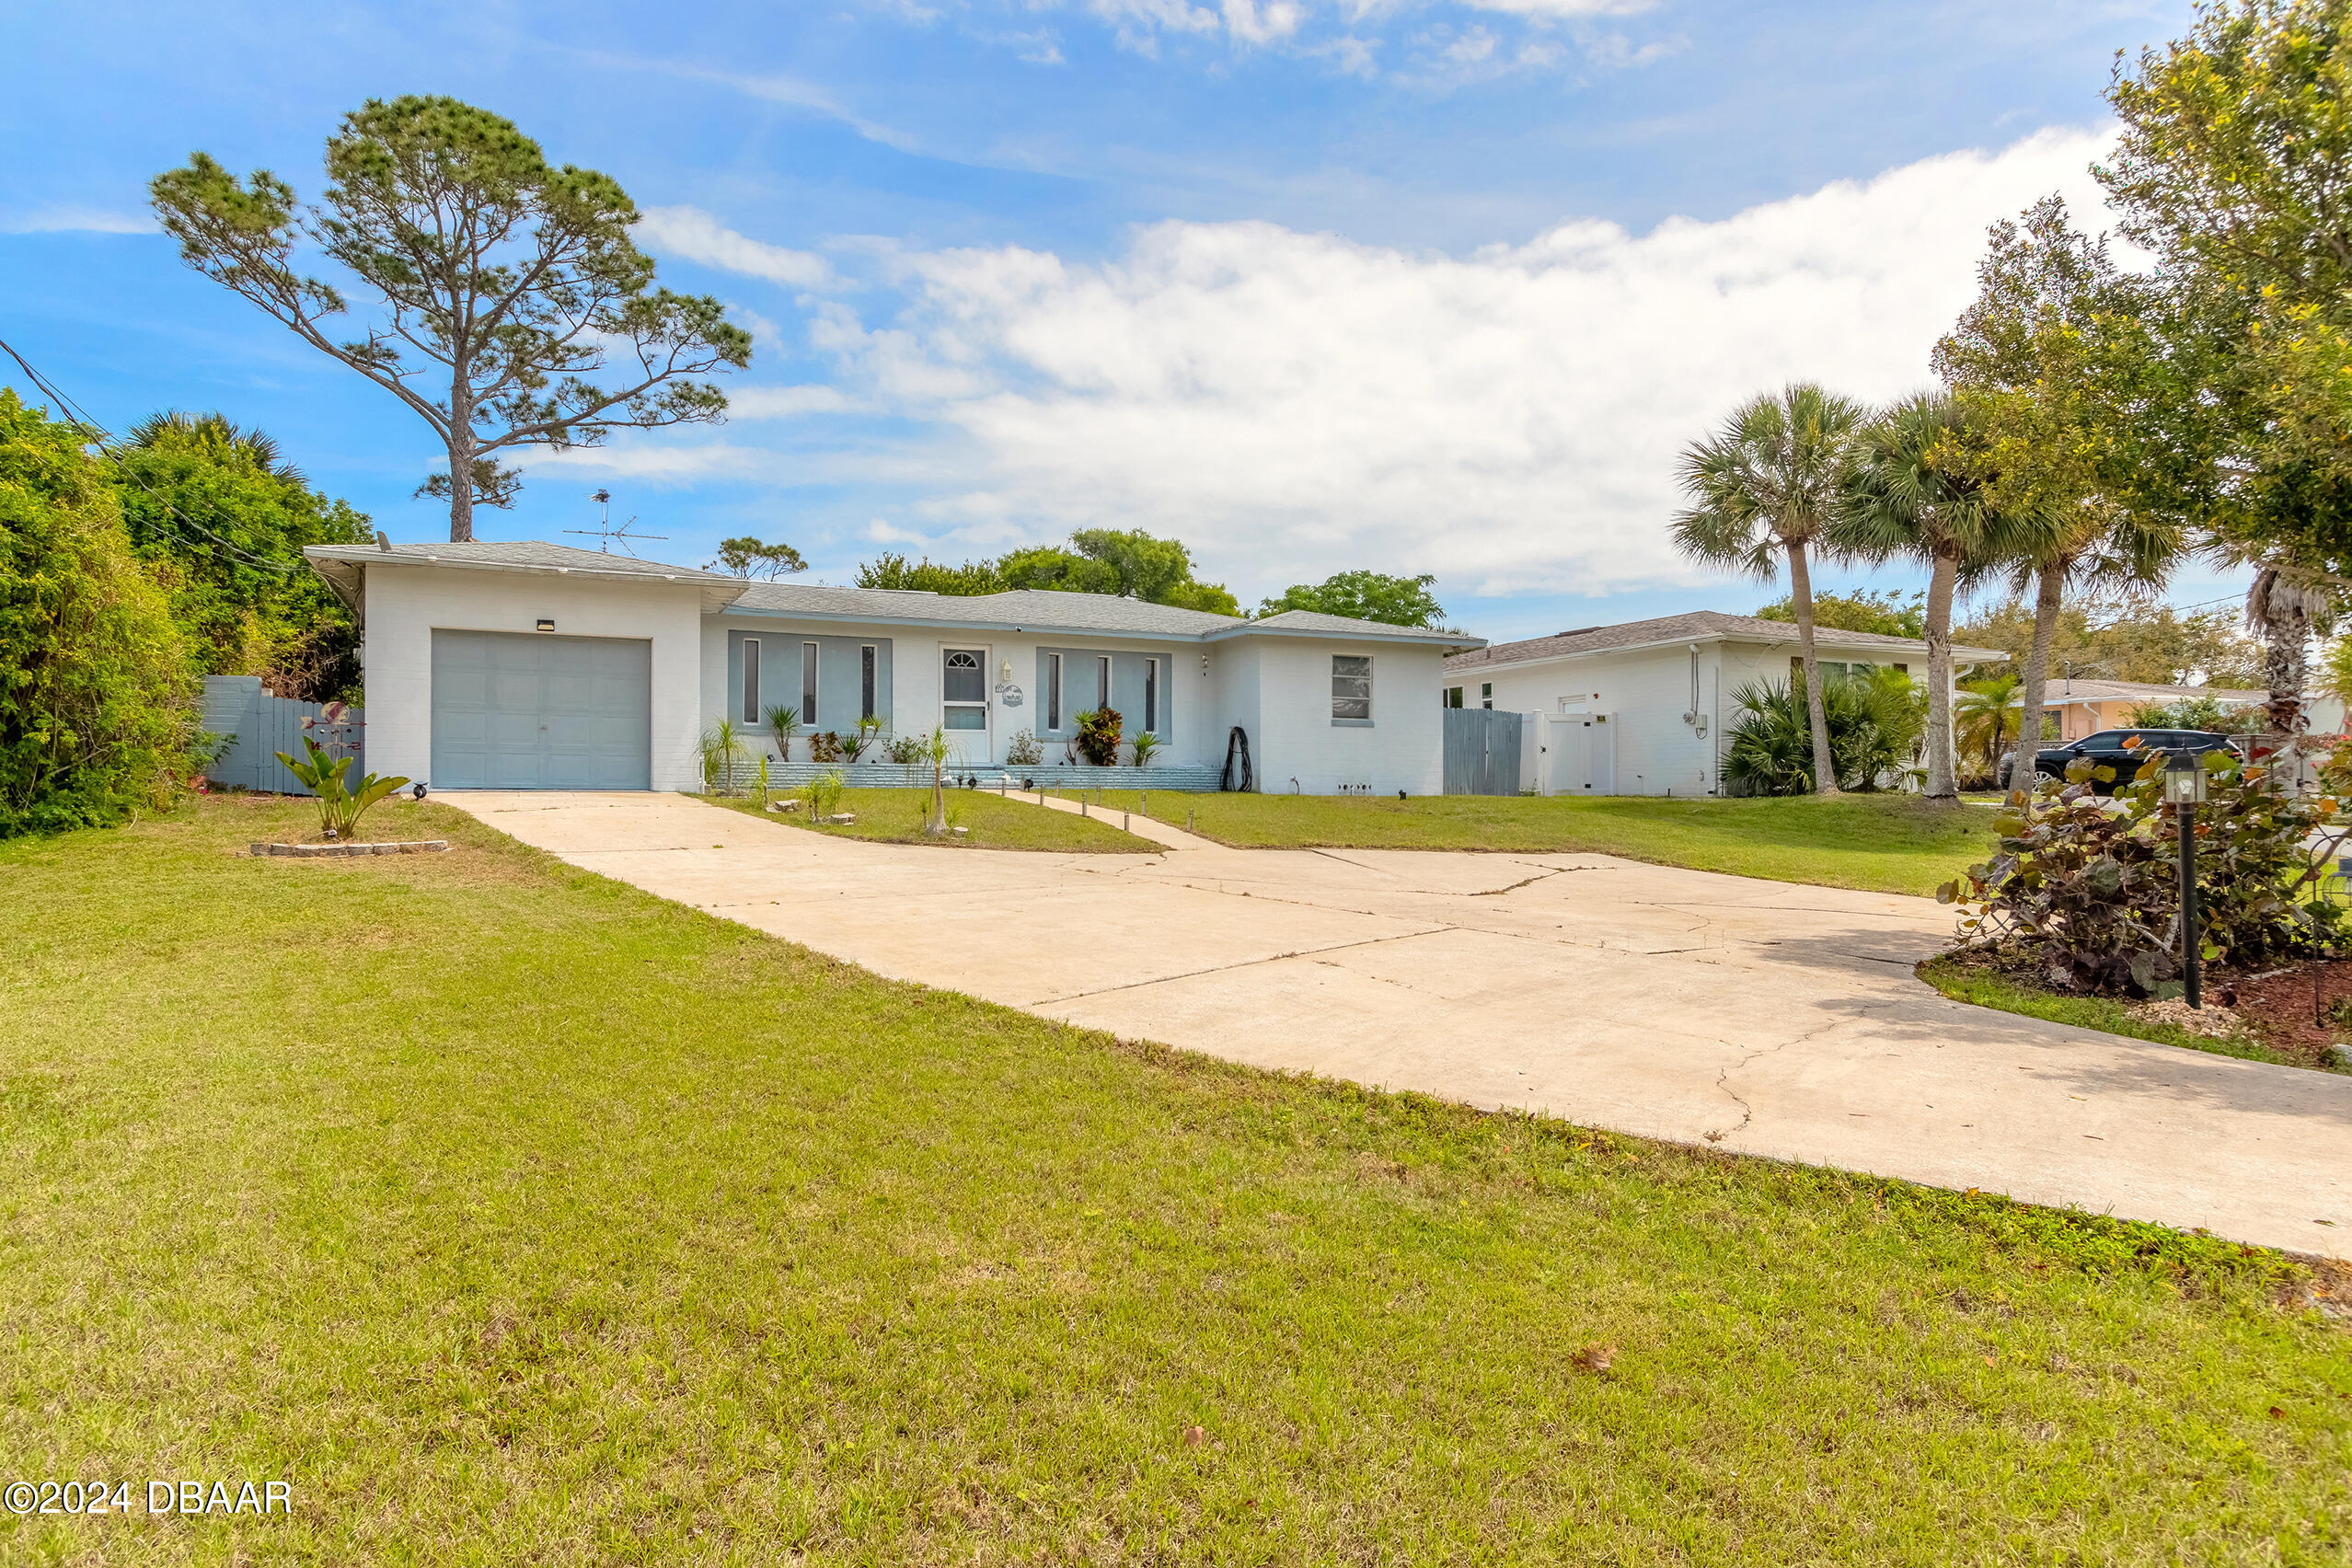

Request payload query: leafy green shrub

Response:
[1005,726,1043,766]
[1940,751,2346,995]
[1131,729,1163,767]
[1722,671,1924,795]
[883,733,925,766]
[809,730,844,763]
[2124,694,2260,732]
[1075,707,1123,767]
[0,391,195,837]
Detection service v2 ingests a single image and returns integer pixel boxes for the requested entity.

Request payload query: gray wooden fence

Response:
[1443,708,1523,796]
[201,675,363,794]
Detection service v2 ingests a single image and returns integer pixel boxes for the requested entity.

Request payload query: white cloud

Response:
[728,385,858,418]
[636,206,832,289]
[1,205,155,235]
[810,127,2117,599]
[726,302,786,347]
[1459,0,1654,17]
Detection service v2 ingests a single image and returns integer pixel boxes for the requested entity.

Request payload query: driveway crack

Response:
[1705,1007,1876,1145]
[1034,927,1451,1005]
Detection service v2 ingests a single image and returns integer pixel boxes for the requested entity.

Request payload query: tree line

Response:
[0,392,371,835]
[1679,0,2352,802]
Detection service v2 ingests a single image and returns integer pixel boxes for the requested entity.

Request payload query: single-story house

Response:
[303,539,1478,795]
[1440,610,2006,797]
[2028,677,2346,740]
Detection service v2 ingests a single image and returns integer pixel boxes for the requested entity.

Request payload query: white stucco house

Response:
[304,540,1475,795]
[1441,611,2006,797]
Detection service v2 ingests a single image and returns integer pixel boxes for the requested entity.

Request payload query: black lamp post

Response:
[2164,750,2208,1009]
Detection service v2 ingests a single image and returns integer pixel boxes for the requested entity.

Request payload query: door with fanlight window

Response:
[942,648,987,744]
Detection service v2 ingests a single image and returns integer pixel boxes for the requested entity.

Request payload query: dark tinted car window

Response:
[2081,731,2127,747]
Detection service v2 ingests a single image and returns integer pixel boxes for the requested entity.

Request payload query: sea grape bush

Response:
[1939,747,2347,995]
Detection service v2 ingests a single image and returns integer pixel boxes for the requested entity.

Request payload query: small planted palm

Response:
[275,737,410,841]
[763,703,801,762]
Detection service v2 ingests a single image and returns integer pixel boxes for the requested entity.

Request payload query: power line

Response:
[0,336,304,576]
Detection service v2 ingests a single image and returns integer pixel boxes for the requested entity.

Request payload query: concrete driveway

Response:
[443,790,2352,1256]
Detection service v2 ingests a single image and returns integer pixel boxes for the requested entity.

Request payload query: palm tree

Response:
[2000,498,2180,793]
[2244,564,2337,742]
[1672,384,1868,797]
[1834,393,2041,801]
[1955,672,2021,782]
[127,409,308,485]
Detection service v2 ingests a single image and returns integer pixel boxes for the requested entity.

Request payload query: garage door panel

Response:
[432,630,651,790]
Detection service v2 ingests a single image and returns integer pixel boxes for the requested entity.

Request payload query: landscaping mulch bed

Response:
[2215,960,2352,1067]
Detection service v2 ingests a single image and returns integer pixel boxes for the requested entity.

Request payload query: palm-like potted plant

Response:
[275,737,410,840]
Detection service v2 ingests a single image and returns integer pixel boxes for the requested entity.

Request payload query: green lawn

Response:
[1096,790,1996,896]
[1,798,2345,1564]
[698,787,1158,852]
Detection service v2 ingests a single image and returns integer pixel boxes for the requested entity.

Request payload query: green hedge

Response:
[0,391,194,836]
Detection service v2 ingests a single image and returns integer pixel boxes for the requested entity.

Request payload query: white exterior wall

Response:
[1464,646,1718,796]
[1457,636,1941,796]
[1229,637,1444,795]
[362,563,706,792]
[707,616,1220,768]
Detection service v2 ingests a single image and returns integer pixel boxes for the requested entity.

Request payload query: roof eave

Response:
[1447,628,2005,671]
[1204,621,1483,649]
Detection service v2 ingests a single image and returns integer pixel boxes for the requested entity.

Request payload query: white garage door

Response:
[431,630,651,790]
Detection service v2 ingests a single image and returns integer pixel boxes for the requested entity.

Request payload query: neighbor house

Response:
[2029,677,2346,740]
[303,540,1476,795]
[1440,611,2006,796]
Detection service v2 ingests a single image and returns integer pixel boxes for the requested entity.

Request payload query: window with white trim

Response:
[1480,681,1493,710]
[1047,652,1063,731]
[943,649,986,731]
[1097,655,1112,711]
[800,642,819,727]
[1144,657,1159,732]
[1332,654,1373,723]
[1444,686,1463,709]
[741,638,761,724]
[860,645,878,721]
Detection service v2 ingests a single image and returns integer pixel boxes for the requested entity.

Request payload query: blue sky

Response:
[0,0,2223,640]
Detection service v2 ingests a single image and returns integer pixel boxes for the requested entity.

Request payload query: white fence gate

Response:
[1524,711,1615,796]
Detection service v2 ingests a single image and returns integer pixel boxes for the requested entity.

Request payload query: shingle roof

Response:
[307,540,1476,646]
[1444,610,2002,671]
[731,581,1244,638]
[2041,679,2266,704]
[729,582,1482,644]
[305,539,738,582]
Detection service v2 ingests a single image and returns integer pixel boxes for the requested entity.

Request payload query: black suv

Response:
[1998,729,2241,792]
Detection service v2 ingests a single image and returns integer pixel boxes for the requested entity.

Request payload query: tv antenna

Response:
[564,488,667,557]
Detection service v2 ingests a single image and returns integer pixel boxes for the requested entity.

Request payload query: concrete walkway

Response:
[441,790,2352,1256]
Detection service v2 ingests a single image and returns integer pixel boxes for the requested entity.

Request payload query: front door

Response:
[942,648,987,748]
